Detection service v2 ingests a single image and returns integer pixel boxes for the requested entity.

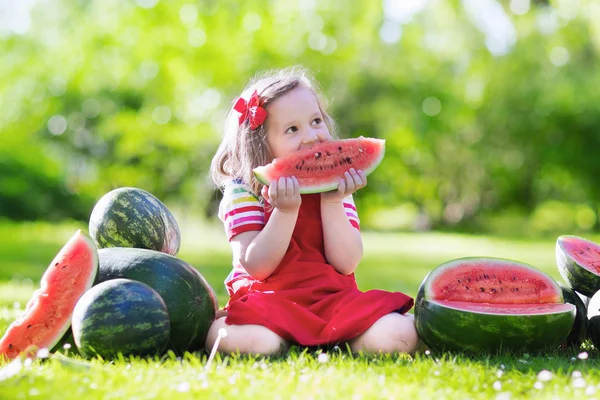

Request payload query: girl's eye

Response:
[312,118,322,126]
[285,126,298,134]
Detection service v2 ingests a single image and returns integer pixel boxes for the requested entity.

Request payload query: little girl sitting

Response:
[208,66,418,355]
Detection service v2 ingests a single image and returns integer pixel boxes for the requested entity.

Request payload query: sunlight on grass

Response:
[2,221,599,399]
[1,348,600,399]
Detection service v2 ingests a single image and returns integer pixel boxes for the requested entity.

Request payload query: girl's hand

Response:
[321,168,367,204]
[261,176,302,213]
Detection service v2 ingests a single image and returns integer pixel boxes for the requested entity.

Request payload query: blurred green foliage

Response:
[1,0,599,237]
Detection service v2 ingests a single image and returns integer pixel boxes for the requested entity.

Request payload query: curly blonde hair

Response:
[210,66,338,195]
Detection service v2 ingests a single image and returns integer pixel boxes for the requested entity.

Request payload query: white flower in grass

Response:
[493,381,502,391]
[497,370,504,378]
[0,358,23,382]
[586,385,597,396]
[578,352,589,360]
[572,371,583,379]
[36,348,49,359]
[537,370,553,382]
[317,353,329,364]
[573,378,587,389]
[533,381,543,390]
[177,382,190,392]
[63,343,71,350]
[495,393,511,400]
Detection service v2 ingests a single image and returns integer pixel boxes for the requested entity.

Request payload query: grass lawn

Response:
[1,220,599,399]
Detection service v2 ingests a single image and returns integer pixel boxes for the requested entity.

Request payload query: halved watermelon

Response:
[415,257,576,353]
[556,235,600,297]
[253,137,385,193]
[0,230,98,360]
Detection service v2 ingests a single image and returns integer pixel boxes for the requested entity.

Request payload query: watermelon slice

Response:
[556,235,600,297]
[253,137,385,193]
[0,230,98,360]
[415,257,576,353]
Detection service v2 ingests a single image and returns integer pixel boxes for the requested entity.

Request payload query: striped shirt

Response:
[218,179,360,290]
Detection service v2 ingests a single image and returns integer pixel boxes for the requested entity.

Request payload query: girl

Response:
[208,66,418,355]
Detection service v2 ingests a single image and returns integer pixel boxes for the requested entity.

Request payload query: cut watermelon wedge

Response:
[253,137,385,193]
[0,230,98,360]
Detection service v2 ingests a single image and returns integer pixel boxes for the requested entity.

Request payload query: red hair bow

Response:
[234,90,267,130]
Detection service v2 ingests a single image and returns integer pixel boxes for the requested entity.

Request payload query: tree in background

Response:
[1,0,598,237]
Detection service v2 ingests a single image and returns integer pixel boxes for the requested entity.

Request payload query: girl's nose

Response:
[301,128,319,143]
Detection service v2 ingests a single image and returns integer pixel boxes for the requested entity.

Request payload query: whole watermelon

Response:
[97,248,218,353]
[89,187,181,255]
[72,279,171,359]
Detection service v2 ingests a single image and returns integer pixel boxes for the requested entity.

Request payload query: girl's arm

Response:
[230,177,301,281]
[321,201,363,275]
[321,169,366,275]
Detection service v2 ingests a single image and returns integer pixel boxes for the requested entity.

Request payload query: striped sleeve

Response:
[343,195,360,230]
[218,180,265,241]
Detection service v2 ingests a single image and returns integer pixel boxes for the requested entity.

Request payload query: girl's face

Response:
[264,86,331,159]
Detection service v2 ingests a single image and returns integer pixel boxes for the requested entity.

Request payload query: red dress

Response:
[224,194,414,346]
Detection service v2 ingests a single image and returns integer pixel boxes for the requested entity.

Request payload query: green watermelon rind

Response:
[556,235,600,297]
[423,256,564,303]
[72,279,170,359]
[415,289,576,353]
[96,248,217,353]
[89,187,181,255]
[253,137,385,194]
[559,283,589,348]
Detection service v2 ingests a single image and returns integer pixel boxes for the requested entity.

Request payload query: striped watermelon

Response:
[253,137,385,193]
[556,235,600,297]
[72,279,170,358]
[559,283,588,348]
[415,257,576,353]
[0,231,98,360]
[96,248,218,353]
[89,187,181,255]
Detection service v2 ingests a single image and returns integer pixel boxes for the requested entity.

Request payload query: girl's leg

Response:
[205,317,288,355]
[348,313,418,354]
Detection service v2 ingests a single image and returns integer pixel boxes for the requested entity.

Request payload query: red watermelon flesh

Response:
[0,230,98,360]
[558,235,600,273]
[253,137,385,194]
[427,258,562,304]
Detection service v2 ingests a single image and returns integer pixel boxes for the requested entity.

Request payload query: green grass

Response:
[1,220,600,399]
